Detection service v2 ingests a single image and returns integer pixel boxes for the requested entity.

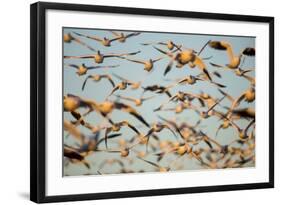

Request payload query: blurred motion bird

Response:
[141,40,181,50]
[110,31,141,42]
[64,50,140,64]
[65,63,119,76]
[114,94,155,106]
[82,74,115,90]
[73,31,122,47]
[209,40,255,69]
[64,33,96,51]
[125,57,163,72]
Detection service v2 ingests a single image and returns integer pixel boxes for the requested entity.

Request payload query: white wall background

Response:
[0,0,278,204]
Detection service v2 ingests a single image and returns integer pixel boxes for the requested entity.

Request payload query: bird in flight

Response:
[65,63,119,76]
[110,31,141,42]
[64,33,96,51]
[208,40,255,69]
[73,31,122,47]
[141,40,182,51]
[125,57,163,72]
[82,74,115,91]
[64,50,140,64]
[114,94,155,106]
[103,121,141,149]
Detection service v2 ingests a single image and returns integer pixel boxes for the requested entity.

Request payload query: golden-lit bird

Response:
[64,50,140,64]
[141,40,181,50]
[226,87,255,115]
[112,73,143,90]
[143,123,178,147]
[73,31,122,47]
[106,81,132,98]
[85,100,149,128]
[153,45,212,80]
[125,57,163,72]
[110,31,141,42]
[82,74,115,90]
[153,91,196,112]
[198,96,225,119]
[104,121,141,148]
[176,50,213,81]
[168,75,225,88]
[64,94,91,112]
[64,33,96,51]
[114,94,155,106]
[209,62,255,85]
[65,63,119,76]
[208,41,255,69]
[63,94,93,124]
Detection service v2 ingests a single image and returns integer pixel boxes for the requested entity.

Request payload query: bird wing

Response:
[64,120,84,144]
[109,36,123,42]
[73,31,102,42]
[65,64,79,69]
[197,40,211,56]
[71,36,96,51]
[125,32,141,38]
[64,55,94,59]
[64,145,84,161]
[242,47,255,56]
[193,56,212,81]
[114,102,149,127]
[101,75,116,87]
[107,86,120,97]
[152,57,163,63]
[104,51,140,58]
[153,46,172,57]
[163,59,174,76]
[104,127,113,149]
[208,41,228,50]
[81,75,92,91]
[125,122,141,135]
[125,58,145,64]
[86,65,119,70]
[206,96,225,114]
[137,157,159,168]
[110,31,119,37]
[218,89,235,102]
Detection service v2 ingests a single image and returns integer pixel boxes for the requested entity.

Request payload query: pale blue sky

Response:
[63,27,255,176]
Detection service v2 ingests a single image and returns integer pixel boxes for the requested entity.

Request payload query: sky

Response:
[63,27,255,176]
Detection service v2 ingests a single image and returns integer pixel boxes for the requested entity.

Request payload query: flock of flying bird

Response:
[63,29,256,175]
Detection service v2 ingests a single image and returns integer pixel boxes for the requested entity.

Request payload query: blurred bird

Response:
[65,63,119,76]
[208,40,255,69]
[125,57,163,72]
[137,157,170,172]
[141,40,182,51]
[104,121,141,148]
[114,94,155,106]
[64,33,96,51]
[142,84,172,97]
[82,74,115,90]
[112,73,144,89]
[64,50,140,64]
[73,31,122,47]
[110,31,141,42]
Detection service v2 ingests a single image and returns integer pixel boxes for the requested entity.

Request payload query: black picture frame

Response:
[30,2,274,203]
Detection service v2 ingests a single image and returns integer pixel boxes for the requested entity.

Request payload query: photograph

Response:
[63,28,256,176]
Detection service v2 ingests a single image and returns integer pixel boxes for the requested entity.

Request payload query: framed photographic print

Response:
[30,1,274,203]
